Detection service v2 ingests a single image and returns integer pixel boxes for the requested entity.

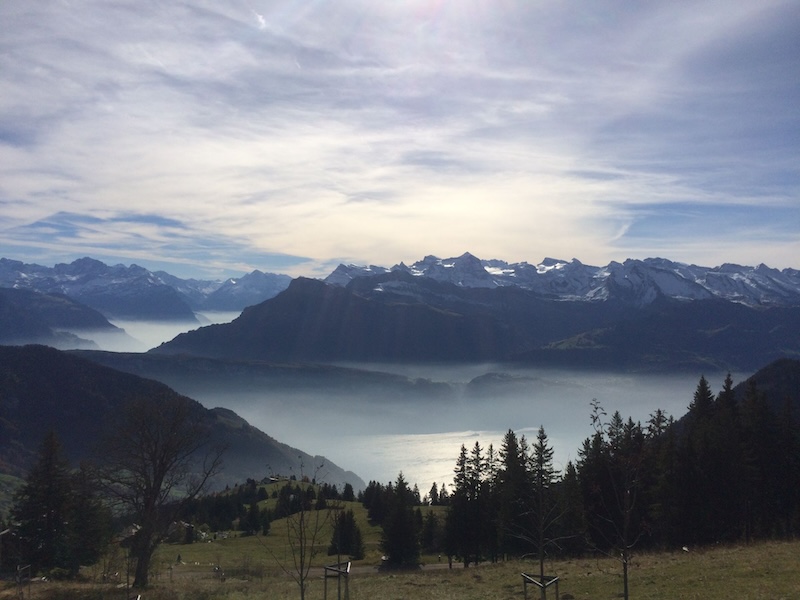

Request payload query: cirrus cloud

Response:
[0,0,797,277]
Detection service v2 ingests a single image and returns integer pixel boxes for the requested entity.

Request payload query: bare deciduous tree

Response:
[94,392,224,587]
[266,459,335,600]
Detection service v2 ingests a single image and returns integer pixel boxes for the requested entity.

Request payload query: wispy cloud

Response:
[1,0,797,277]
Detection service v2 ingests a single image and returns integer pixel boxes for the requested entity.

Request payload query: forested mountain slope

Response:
[152,274,800,372]
[0,345,364,491]
[0,287,128,349]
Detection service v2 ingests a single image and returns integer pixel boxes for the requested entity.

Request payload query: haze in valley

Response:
[81,318,734,491]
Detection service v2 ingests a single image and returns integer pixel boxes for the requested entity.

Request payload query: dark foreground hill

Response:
[0,345,364,491]
[73,349,456,402]
[152,274,800,372]
[733,357,800,420]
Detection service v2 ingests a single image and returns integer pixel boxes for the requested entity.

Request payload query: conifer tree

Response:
[328,509,364,559]
[380,473,420,567]
[446,445,471,565]
[420,510,443,553]
[681,376,722,544]
[688,375,715,418]
[10,432,110,577]
[497,430,531,555]
[581,402,646,600]
[428,482,440,506]
[11,432,74,575]
[342,483,355,502]
[739,381,777,540]
[530,426,557,582]
[556,461,585,556]
[775,396,800,536]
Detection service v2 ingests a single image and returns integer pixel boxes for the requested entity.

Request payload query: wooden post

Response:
[522,572,559,600]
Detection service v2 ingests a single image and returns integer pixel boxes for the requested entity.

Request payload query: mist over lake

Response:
[80,316,741,492]
[90,312,242,352]
[184,364,725,493]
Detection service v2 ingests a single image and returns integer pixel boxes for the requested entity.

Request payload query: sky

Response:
[1,0,798,280]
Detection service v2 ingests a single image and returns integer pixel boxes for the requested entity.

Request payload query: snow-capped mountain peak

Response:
[324,254,800,307]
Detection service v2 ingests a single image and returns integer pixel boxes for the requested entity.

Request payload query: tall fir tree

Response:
[496,430,532,556]
[380,473,420,567]
[530,426,557,581]
[11,432,73,575]
[10,432,109,576]
[328,509,364,560]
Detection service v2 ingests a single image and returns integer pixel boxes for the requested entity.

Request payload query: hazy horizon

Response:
[194,365,729,492]
[59,314,751,491]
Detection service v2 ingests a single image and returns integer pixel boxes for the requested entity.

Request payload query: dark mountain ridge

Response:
[0,287,129,349]
[154,277,517,362]
[0,345,364,491]
[0,257,291,320]
[72,349,455,402]
[732,357,800,420]
[152,273,800,372]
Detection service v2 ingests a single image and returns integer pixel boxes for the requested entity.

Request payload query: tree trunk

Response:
[623,553,629,600]
[131,532,155,588]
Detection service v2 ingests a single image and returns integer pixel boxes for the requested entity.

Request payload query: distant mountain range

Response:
[0,287,132,349]
[326,253,800,307]
[153,254,800,372]
[2,253,800,371]
[0,257,291,321]
[0,345,364,491]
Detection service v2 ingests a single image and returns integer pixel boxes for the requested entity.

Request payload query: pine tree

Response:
[496,430,530,556]
[681,376,722,544]
[380,473,420,567]
[420,511,442,553]
[775,396,800,536]
[446,445,472,565]
[530,426,557,581]
[580,402,647,600]
[739,381,778,540]
[10,432,109,576]
[328,509,364,559]
[342,483,355,502]
[68,464,112,569]
[428,482,440,506]
[688,375,715,418]
[556,461,585,556]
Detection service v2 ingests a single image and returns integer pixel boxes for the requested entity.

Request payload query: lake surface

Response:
[101,317,739,493]
[213,366,719,493]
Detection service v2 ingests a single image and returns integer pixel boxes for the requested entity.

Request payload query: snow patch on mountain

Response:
[324,254,800,307]
[0,257,292,318]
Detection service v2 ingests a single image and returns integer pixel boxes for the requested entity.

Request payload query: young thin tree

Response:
[267,460,336,600]
[580,400,647,600]
[530,425,558,585]
[93,393,224,588]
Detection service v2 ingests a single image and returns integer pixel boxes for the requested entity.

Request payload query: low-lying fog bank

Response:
[70,318,743,492]
[90,311,241,352]
[181,365,735,493]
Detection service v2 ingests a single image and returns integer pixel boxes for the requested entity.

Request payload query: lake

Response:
[103,318,736,493]
[210,365,717,493]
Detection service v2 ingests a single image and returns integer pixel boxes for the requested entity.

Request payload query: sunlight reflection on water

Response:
[217,370,718,492]
[86,316,738,492]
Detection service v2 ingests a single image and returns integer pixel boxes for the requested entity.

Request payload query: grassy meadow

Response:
[1,540,799,599]
[2,484,798,599]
